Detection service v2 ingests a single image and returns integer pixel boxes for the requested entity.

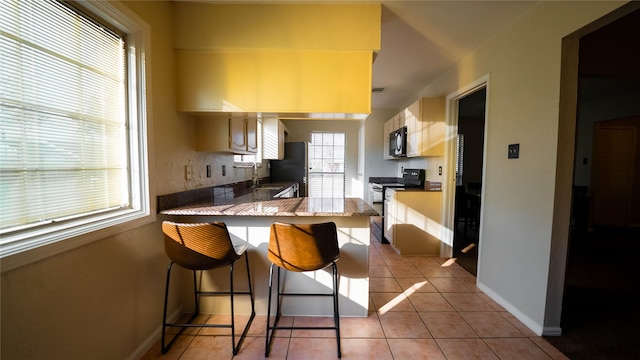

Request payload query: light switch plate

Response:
[508,144,520,159]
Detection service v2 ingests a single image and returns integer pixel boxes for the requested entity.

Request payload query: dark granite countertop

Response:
[158,180,378,217]
[160,197,378,217]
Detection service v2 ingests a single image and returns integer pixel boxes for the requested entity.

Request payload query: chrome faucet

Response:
[252,162,260,186]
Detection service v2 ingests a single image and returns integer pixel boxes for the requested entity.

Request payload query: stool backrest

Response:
[162,221,239,270]
[268,222,340,272]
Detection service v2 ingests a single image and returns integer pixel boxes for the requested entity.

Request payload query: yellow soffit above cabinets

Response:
[173,2,381,116]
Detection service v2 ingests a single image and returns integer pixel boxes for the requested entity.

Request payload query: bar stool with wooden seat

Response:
[265,221,341,358]
[161,221,255,355]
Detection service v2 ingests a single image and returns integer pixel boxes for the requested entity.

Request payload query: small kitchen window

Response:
[308,132,345,198]
[0,0,152,269]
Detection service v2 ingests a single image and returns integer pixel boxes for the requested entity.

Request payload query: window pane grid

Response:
[1,40,125,121]
[308,132,345,198]
[0,0,130,232]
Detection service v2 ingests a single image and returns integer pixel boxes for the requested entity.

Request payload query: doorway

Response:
[546,4,640,358]
[452,88,487,276]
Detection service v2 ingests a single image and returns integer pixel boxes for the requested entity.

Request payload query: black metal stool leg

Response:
[229,254,256,355]
[229,262,237,354]
[333,262,341,358]
[162,264,200,354]
[192,270,199,315]
[245,251,256,316]
[234,251,256,354]
[161,262,174,354]
[265,263,276,357]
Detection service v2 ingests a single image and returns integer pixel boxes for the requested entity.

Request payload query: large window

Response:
[0,0,151,267]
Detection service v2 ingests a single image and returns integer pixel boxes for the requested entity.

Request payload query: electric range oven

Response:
[369,169,425,243]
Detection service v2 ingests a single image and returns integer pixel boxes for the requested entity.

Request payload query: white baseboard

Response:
[476,281,549,336]
[126,306,184,360]
[542,326,562,336]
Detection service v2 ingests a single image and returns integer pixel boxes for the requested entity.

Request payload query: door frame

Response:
[442,75,490,265]
[545,2,640,334]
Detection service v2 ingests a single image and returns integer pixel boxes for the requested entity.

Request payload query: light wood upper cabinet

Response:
[196,114,257,154]
[405,100,421,157]
[246,116,258,153]
[383,118,393,160]
[394,111,406,130]
[383,96,445,159]
[263,118,287,160]
[229,116,247,152]
[406,97,445,157]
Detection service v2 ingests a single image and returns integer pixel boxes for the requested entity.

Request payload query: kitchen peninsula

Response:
[159,187,378,318]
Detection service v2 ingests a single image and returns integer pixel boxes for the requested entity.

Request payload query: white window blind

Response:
[0,0,150,270]
[455,133,465,186]
[1,1,130,232]
[308,132,345,198]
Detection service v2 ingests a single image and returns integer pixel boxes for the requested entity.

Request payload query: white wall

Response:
[363,108,399,182]
[400,1,627,335]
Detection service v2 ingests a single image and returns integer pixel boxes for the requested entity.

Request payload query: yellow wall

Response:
[176,49,373,113]
[173,3,381,50]
[173,2,380,113]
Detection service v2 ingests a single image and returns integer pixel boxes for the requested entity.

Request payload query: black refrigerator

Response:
[270,142,307,197]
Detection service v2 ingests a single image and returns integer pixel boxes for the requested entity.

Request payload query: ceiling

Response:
[182,0,538,112]
[371,1,536,109]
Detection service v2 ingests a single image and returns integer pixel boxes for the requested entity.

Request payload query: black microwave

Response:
[389,126,407,157]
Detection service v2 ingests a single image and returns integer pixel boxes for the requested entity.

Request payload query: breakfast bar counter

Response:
[161,196,378,217]
[160,196,377,317]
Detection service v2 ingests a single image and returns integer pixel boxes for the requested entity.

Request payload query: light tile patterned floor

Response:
[141,236,569,359]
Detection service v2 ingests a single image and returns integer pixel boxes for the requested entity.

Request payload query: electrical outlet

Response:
[185,165,192,180]
[222,165,226,176]
[206,164,211,178]
[438,166,442,176]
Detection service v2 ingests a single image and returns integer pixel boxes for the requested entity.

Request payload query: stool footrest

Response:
[268,325,338,330]
[278,292,334,297]
[198,290,253,296]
